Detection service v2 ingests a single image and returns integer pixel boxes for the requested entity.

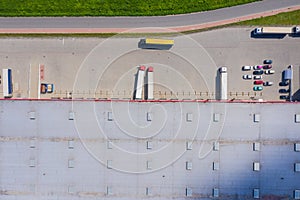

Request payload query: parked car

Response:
[279,89,289,93]
[254,80,264,85]
[265,70,275,74]
[280,95,288,100]
[263,81,273,86]
[47,84,54,93]
[253,65,263,70]
[253,86,263,91]
[279,81,289,86]
[253,70,264,75]
[243,75,252,80]
[253,75,262,80]
[242,66,252,71]
[263,64,272,69]
[41,83,47,94]
[264,59,273,64]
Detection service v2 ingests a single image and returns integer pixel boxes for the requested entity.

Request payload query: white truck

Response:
[146,67,154,100]
[219,67,227,100]
[254,26,300,35]
[294,26,300,34]
[134,65,146,100]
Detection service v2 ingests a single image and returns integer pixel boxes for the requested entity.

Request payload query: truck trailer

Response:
[219,67,227,100]
[134,65,146,100]
[254,26,300,35]
[146,67,154,100]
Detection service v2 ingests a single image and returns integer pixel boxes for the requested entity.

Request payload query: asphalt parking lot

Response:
[0,28,299,101]
[192,28,300,101]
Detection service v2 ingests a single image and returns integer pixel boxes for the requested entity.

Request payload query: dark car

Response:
[253,70,264,75]
[263,64,272,69]
[279,89,289,93]
[280,95,288,100]
[264,59,273,64]
[279,82,289,86]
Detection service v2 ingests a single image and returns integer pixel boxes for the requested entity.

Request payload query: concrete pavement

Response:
[1,28,299,101]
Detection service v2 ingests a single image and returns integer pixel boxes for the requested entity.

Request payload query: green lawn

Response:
[236,9,300,26]
[0,0,260,16]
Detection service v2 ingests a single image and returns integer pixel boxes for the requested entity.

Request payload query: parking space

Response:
[0,28,299,101]
[241,61,275,92]
[194,28,300,101]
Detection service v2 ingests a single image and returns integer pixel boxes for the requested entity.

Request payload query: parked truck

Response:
[2,68,13,98]
[219,67,227,100]
[294,26,300,34]
[146,67,154,100]
[134,65,146,100]
[254,26,300,35]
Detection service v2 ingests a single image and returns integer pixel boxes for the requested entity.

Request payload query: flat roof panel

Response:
[1,101,300,199]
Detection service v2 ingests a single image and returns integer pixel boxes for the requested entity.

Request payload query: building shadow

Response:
[292,89,300,101]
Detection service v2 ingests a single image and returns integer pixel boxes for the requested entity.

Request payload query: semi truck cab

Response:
[254,28,262,35]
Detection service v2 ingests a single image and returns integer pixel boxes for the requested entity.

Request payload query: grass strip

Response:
[235,9,300,26]
[0,0,260,16]
[182,9,300,34]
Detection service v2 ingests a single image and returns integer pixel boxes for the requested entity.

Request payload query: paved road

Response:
[0,0,299,32]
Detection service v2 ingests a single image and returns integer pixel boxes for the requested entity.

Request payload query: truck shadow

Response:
[132,70,138,100]
[289,33,300,38]
[215,71,221,100]
[144,70,149,100]
[138,39,172,50]
[250,30,286,39]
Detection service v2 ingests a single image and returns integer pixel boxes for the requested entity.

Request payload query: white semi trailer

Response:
[219,67,227,100]
[254,26,300,35]
[134,65,146,100]
[146,67,154,100]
